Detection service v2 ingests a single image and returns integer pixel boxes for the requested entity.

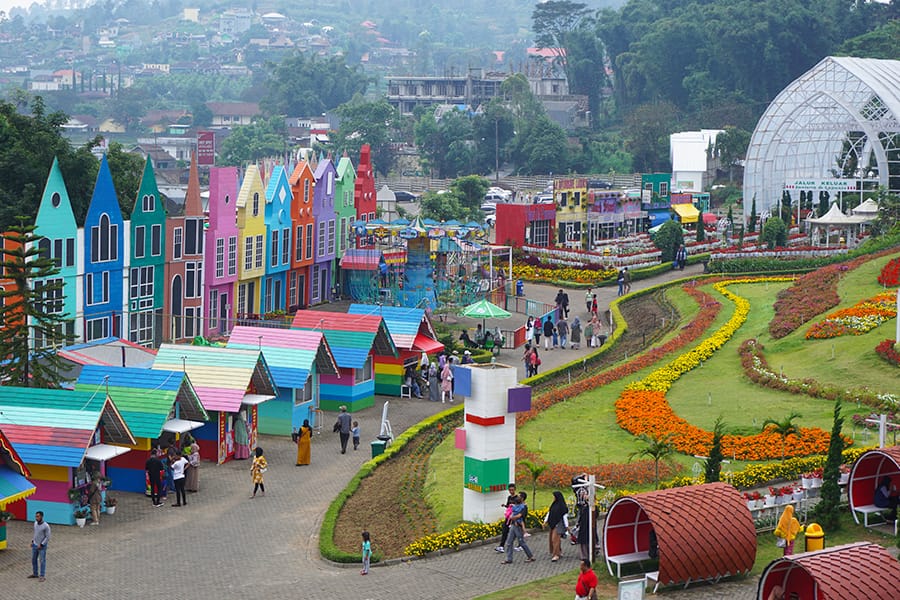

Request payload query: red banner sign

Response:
[197,131,215,166]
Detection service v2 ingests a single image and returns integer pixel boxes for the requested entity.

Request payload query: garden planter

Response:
[801,477,813,489]
[764,495,776,508]
[838,473,849,485]
[747,500,755,511]
[106,506,116,515]
[792,491,804,503]
[809,477,823,488]
[75,517,86,528]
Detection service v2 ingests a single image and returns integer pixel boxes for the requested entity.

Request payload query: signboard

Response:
[197,131,215,166]
[784,179,857,191]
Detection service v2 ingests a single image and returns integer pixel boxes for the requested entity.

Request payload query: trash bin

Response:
[370,440,386,458]
[805,522,824,552]
[516,279,525,297]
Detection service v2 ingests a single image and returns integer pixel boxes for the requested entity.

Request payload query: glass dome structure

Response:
[743,56,900,223]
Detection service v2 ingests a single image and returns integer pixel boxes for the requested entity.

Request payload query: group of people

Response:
[144,434,201,508]
[616,268,632,296]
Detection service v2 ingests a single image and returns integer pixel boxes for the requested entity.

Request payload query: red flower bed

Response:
[516,444,674,489]
[878,257,900,287]
[875,339,900,366]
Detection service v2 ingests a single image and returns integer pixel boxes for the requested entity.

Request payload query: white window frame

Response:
[354,355,373,384]
[244,236,253,271]
[255,234,263,269]
[228,236,237,276]
[173,227,183,260]
[216,238,225,278]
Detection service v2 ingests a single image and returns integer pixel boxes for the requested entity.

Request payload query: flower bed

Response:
[805,292,897,339]
[512,263,617,284]
[616,278,835,461]
[739,339,898,410]
[877,257,900,287]
[851,412,900,432]
[875,339,900,367]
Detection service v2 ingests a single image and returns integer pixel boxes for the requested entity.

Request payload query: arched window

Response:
[252,192,260,216]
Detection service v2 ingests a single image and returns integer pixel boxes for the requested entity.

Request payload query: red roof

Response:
[759,542,900,599]
[412,332,444,354]
[604,483,756,586]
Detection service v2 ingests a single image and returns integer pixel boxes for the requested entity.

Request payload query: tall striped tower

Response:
[453,363,531,522]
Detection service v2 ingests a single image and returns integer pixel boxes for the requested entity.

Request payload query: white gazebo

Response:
[806,203,875,246]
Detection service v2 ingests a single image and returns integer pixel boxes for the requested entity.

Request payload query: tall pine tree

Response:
[0,218,74,387]
[812,401,845,530]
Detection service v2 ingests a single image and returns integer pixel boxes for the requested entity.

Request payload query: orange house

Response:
[288,160,316,310]
[0,234,25,338]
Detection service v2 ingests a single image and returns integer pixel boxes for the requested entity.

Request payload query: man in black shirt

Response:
[145,449,165,507]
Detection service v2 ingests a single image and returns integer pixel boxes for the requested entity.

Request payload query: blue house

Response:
[263,165,292,314]
[82,155,126,342]
[311,157,337,304]
[32,157,79,348]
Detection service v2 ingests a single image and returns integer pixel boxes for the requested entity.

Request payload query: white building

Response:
[670,129,723,193]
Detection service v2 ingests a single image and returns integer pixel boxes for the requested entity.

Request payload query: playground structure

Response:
[343,217,512,311]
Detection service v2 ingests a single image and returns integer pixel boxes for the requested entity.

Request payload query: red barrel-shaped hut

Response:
[848,445,900,527]
[602,482,756,587]
[758,542,900,599]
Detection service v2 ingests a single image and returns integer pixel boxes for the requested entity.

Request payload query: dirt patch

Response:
[332,291,676,559]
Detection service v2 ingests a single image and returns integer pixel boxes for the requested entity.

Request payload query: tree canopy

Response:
[331,97,399,177]
[261,52,369,117]
[218,116,288,167]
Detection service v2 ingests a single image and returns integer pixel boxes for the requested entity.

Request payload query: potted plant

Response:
[0,510,13,523]
[104,493,118,515]
[74,506,90,528]
[67,487,84,505]
[838,464,851,485]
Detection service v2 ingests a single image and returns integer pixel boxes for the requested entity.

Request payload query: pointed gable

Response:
[83,155,125,327]
[130,157,166,265]
[183,153,204,217]
[35,157,77,234]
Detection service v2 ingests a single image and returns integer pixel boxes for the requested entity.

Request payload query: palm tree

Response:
[762,412,802,461]
[518,459,547,509]
[629,434,675,489]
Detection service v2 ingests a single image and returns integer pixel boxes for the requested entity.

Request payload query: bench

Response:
[400,385,412,399]
[606,551,651,578]
[853,504,898,535]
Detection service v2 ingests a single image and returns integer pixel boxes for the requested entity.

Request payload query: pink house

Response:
[204,166,240,338]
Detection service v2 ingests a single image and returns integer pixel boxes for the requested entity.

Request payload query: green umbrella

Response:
[460,298,511,330]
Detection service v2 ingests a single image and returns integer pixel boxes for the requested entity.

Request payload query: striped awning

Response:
[0,466,35,508]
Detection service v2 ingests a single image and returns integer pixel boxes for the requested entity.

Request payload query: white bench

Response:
[853,504,898,535]
[607,550,651,578]
[400,385,412,399]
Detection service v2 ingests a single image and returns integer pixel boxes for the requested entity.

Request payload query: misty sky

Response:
[0,0,32,15]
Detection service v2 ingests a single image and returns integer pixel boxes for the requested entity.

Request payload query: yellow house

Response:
[554,177,588,249]
[98,118,126,134]
[235,165,267,316]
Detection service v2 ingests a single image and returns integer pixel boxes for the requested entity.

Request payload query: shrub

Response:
[761,217,787,249]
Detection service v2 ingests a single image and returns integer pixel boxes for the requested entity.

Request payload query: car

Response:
[588,179,614,189]
[535,193,554,204]
[394,191,418,202]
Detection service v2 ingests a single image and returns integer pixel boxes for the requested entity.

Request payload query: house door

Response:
[171,275,183,340]
[219,292,229,333]
[319,268,328,302]
[297,274,306,308]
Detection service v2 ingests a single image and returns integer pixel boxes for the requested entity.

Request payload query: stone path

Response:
[0,265,769,600]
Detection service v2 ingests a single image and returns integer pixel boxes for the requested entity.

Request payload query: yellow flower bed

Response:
[512,264,617,284]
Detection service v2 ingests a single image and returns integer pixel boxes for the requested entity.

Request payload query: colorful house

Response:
[163,155,205,342]
[263,165,292,314]
[354,144,377,248]
[642,173,673,228]
[0,388,134,525]
[0,429,36,549]
[32,156,79,348]
[494,203,556,247]
[152,344,276,464]
[311,157,337,304]
[347,304,443,395]
[226,325,338,435]
[554,177,588,248]
[334,152,357,293]
[83,155,127,342]
[291,310,397,412]
[204,166,240,338]
[235,165,267,317]
[288,160,316,310]
[75,365,208,493]
[128,157,167,347]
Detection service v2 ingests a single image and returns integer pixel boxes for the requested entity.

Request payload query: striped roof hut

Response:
[226,325,338,434]
[0,428,36,548]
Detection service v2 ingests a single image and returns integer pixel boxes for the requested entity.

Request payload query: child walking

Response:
[352,421,361,451]
[361,531,372,575]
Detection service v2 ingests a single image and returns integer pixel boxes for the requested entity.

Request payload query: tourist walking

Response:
[440,361,453,403]
[557,317,569,349]
[524,316,534,345]
[295,419,312,466]
[585,289,593,314]
[676,244,687,270]
[171,451,188,507]
[352,421,361,451]
[249,447,267,498]
[590,294,598,318]
[623,266,632,293]
[428,362,440,402]
[88,479,102,525]
[574,559,598,600]
[617,269,625,296]
[502,494,535,563]
[533,317,542,347]
[336,406,353,454]
[542,318,553,350]
[544,491,569,562]
[529,347,541,376]
[495,483,518,552]
[570,317,582,349]
[145,449,164,507]
[29,511,50,582]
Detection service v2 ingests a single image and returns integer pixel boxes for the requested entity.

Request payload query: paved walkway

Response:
[0,264,766,600]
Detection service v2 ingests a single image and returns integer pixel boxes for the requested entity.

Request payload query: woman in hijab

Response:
[185,435,201,492]
[544,491,569,562]
[570,317,582,350]
[295,419,313,466]
[233,411,250,460]
[774,504,802,555]
[440,361,453,403]
[428,362,441,402]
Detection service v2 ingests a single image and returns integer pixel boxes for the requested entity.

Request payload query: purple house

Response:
[311,157,336,304]
[203,167,240,338]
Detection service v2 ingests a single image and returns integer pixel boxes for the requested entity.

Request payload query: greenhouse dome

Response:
[743,56,900,224]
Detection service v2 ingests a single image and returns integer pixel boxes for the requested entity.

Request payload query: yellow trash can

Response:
[805,522,824,552]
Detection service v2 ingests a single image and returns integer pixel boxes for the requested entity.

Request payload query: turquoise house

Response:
[263,165,292,314]
[32,157,79,348]
[128,157,166,347]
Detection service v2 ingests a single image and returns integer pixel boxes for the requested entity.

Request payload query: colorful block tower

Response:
[453,363,531,523]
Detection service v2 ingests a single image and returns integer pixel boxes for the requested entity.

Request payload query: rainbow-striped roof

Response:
[152,345,277,413]
[226,325,338,389]
[0,388,134,467]
[0,428,35,508]
[291,310,397,369]
[75,366,208,439]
